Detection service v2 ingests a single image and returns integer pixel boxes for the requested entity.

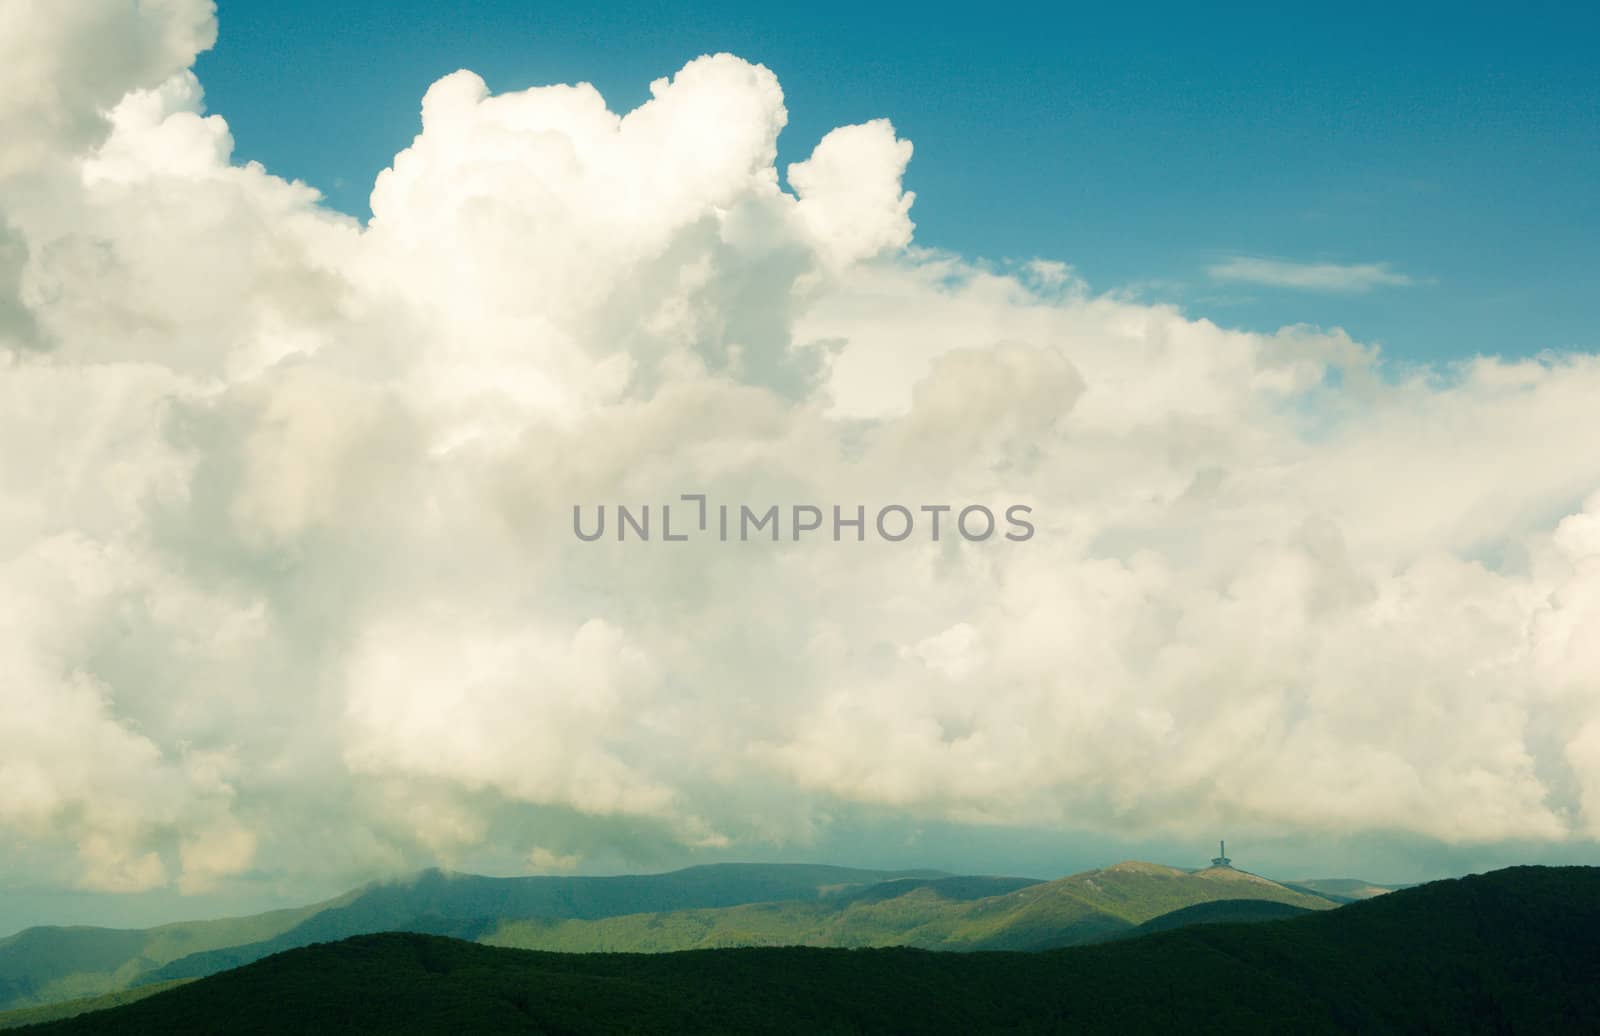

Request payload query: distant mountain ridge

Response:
[1285,877,1412,902]
[0,860,1342,1014]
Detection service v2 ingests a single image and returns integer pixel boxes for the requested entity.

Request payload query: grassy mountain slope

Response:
[484,861,1333,953]
[0,981,192,1031]
[25,866,1600,1035]
[481,875,1046,952]
[0,864,935,1012]
[0,895,348,1010]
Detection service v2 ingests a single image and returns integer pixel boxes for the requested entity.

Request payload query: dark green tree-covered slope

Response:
[26,866,1599,1035]
[1127,898,1314,935]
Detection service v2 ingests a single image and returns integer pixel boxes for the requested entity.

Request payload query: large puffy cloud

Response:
[0,0,216,181]
[1,2,1598,900]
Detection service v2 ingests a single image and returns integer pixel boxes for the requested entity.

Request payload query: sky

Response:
[1,1,1599,936]
[189,0,1600,364]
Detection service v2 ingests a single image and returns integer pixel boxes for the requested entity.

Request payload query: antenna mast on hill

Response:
[1211,840,1232,868]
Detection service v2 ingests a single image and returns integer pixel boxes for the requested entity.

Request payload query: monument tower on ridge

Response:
[1211,840,1232,868]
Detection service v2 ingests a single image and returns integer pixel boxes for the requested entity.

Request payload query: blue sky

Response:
[194,0,1598,366]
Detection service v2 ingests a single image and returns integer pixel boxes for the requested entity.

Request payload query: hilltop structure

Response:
[1211,840,1232,868]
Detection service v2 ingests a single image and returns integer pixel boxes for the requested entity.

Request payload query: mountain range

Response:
[9,866,1598,1034]
[1,859,1352,1019]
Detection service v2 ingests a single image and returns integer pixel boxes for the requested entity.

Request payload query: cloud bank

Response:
[2,0,1599,897]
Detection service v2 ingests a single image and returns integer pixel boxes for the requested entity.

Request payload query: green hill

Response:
[0,864,937,1012]
[944,861,1334,949]
[21,866,1600,1035]
[484,861,1333,953]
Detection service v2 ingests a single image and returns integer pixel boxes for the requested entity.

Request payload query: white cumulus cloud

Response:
[1,1,1597,900]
